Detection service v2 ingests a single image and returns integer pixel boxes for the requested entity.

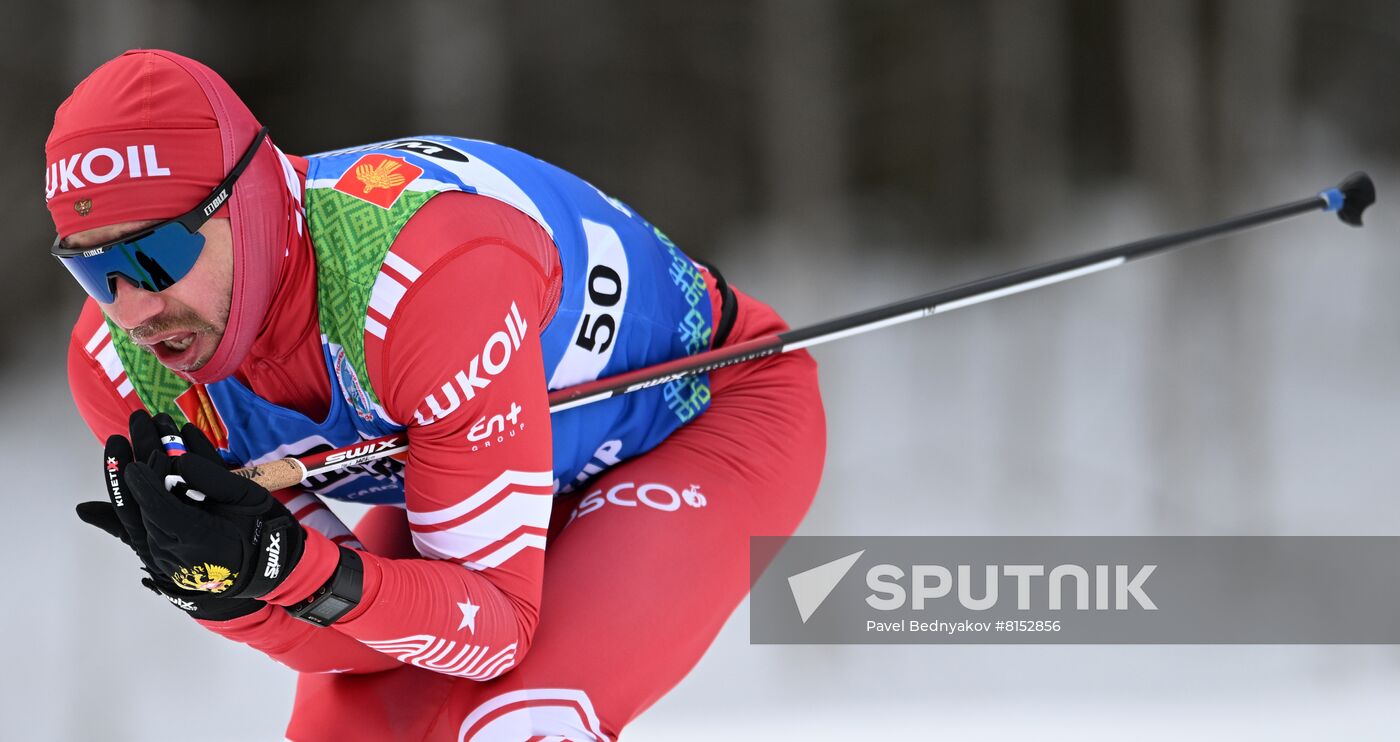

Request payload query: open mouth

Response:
[141,331,203,370]
[161,333,196,353]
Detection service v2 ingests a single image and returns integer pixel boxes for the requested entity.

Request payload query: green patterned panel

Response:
[304,187,437,407]
[103,316,191,425]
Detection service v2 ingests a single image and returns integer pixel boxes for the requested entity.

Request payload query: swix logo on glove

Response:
[414,303,528,426]
[163,593,199,612]
[44,145,171,200]
[264,532,283,579]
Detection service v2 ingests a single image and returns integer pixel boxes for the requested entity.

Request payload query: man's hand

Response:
[119,413,307,601]
[76,411,264,621]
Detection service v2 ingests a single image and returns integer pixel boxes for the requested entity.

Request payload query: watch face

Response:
[312,594,355,620]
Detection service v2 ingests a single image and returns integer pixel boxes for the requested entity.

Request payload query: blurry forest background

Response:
[5,1,1400,739]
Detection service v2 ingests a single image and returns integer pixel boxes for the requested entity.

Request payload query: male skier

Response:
[49,50,825,740]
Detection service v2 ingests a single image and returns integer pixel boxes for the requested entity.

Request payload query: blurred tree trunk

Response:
[1123,0,1206,215]
[1216,0,1297,180]
[408,0,508,139]
[757,0,847,231]
[988,0,1067,237]
[930,2,990,243]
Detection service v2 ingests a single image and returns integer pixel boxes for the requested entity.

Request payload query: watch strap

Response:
[285,545,363,627]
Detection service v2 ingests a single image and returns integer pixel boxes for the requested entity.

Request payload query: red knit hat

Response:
[45,50,297,384]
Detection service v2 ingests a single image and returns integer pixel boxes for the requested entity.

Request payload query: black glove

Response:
[123,413,306,601]
[76,411,263,621]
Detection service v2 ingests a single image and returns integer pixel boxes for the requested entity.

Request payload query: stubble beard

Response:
[126,296,231,371]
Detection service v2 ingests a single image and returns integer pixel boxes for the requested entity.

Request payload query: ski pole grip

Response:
[1335,171,1376,227]
[230,458,308,492]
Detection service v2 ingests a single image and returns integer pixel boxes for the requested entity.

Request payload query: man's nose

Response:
[104,278,165,331]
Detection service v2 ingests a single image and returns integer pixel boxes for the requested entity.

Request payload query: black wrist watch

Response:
[285,545,364,627]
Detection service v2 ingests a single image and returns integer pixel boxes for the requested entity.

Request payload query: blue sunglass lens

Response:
[59,223,206,304]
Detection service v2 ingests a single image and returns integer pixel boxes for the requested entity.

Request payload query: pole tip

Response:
[1336,171,1375,227]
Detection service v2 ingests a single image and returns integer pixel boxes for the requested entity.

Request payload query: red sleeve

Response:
[196,606,401,675]
[69,303,399,675]
[260,193,560,681]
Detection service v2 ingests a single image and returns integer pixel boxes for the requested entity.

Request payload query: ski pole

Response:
[233,172,1375,491]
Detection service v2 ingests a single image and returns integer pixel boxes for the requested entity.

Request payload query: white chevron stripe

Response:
[362,251,420,343]
[363,635,438,661]
[444,645,490,671]
[411,491,550,560]
[408,470,554,526]
[468,651,515,680]
[426,644,487,672]
[116,378,133,398]
[468,646,518,679]
[463,533,549,570]
[363,635,518,679]
[383,251,422,281]
[85,323,108,353]
[369,272,409,321]
[94,339,123,381]
[418,638,453,666]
